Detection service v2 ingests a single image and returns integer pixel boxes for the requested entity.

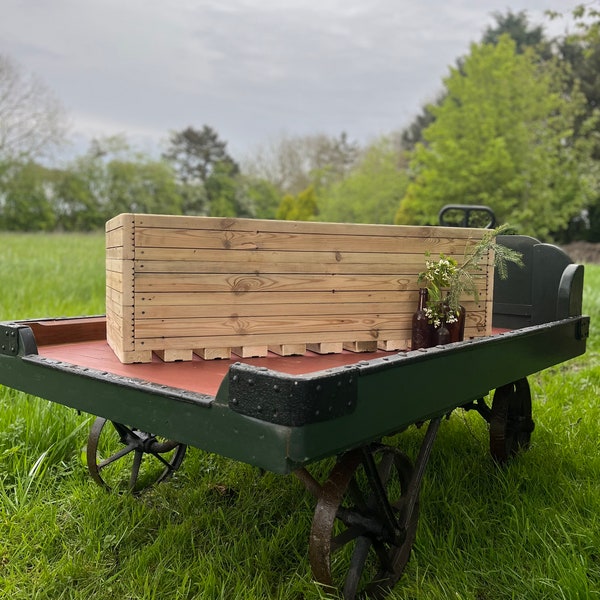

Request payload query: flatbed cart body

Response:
[0,231,590,598]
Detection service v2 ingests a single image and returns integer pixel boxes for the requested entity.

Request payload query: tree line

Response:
[1,7,600,242]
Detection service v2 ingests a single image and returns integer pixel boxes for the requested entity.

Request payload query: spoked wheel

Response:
[86,417,187,493]
[489,378,534,463]
[309,445,418,599]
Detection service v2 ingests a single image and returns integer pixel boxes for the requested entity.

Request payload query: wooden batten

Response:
[105,214,494,363]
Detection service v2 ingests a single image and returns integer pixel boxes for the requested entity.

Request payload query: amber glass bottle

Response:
[411,288,431,350]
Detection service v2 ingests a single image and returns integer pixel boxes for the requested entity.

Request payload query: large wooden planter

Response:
[106,214,493,363]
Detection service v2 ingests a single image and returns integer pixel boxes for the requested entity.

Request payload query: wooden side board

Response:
[106,214,494,363]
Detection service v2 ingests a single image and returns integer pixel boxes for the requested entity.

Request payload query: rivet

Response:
[232,375,238,382]
[273,384,279,392]
[231,398,238,405]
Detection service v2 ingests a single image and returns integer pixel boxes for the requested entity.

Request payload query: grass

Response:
[0,232,598,599]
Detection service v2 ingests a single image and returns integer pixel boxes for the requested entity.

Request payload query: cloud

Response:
[0,0,577,160]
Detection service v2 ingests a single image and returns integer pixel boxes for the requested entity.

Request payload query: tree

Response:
[53,169,104,231]
[104,159,182,217]
[401,11,552,152]
[318,137,408,224]
[0,161,57,230]
[59,137,183,227]
[396,35,594,241]
[240,176,281,219]
[0,54,68,162]
[242,132,360,195]
[163,125,238,185]
[276,185,318,221]
[205,161,253,218]
[551,4,600,240]
[482,10,551,57]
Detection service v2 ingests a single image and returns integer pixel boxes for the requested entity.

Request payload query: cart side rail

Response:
[493,235,584,329]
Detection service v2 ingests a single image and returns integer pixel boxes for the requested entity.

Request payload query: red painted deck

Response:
[27,316,507,398]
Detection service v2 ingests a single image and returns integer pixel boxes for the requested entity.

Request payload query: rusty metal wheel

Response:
[489,378,534,463]
[309,445,418,599]
[86,417,186,493]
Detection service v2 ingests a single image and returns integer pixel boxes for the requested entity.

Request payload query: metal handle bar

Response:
[438,204,496,229]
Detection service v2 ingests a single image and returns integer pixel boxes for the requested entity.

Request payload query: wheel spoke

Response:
[97,443,137,470]
[331,526,364,552]
[343,536,372,599]
[86,416,186,493]
[128,450,143,491]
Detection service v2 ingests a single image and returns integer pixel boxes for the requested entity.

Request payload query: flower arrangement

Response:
[417,253,459,328]
[417,224,523,335]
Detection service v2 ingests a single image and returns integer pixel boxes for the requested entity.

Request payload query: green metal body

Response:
[0,236,590,474]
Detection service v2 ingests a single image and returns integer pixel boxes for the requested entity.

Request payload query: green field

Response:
[0,233,598,599]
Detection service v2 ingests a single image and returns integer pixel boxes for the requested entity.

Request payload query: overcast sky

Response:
[0,0,579,163]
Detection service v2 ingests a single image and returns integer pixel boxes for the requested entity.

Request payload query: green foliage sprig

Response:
[418,224,524,323]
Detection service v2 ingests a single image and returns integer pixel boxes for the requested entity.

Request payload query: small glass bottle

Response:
[411,288,431,350]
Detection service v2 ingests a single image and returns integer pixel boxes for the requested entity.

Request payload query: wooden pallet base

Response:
[109,342,410,363]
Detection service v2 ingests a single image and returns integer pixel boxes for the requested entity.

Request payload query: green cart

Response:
[0,232,589,599]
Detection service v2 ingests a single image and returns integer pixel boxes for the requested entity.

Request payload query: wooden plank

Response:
[134,227,487,255]
[132,213,487,241]
[194,347,232,360]
[106,264,135,302]
[110,347,153,364]
[135,244,478,265]
[135,311,486,340]
[154,349,194,362]
[106,212,134,232]
[134,273,419,293]
[134,302,416,320]
[134,257,433,276]
[231,346,268,358]
[133,299,488,320]
[268,343,306,356]
[133,290,488,308]
[343,341,378,352]
[133,314,430,339]
[307,342,344,354]
[377,339,408,351]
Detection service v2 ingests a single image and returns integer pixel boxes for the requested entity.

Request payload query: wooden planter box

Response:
[106,214,493,363]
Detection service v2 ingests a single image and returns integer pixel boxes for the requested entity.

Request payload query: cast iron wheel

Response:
[489,378,534,463]
[86,417,187,493]
[309,445,418,599]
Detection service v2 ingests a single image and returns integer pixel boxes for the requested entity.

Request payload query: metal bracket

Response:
[577,317,590,340]
[0,323,38,357]
[1,325,20,356]
[228,363,359,426]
